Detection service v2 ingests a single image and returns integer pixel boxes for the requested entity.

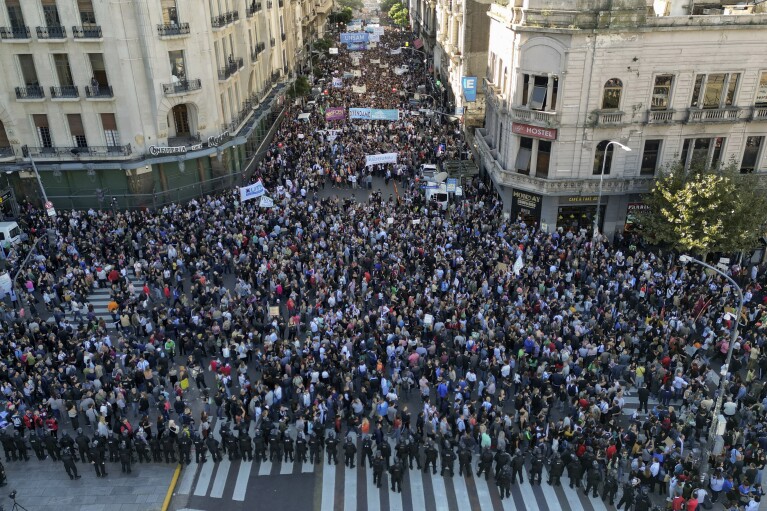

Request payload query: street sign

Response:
[45,201,56,217]
[446,178,457,193]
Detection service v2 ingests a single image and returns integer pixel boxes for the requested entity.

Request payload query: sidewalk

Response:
[0,456,176,511]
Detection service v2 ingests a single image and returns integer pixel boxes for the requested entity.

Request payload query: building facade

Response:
[474,0,767,236]
[0,0,327,209]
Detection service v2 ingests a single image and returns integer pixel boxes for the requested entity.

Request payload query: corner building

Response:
[0,0,321,208]
[474,0,767,235]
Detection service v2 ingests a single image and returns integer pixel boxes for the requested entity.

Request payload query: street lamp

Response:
[592,140,631,248]
[21,145,49,205]
[678,254,745,485]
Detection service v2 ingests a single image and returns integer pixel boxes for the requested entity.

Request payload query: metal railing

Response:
[24,144,132,158]
[211,11,239,28]
[267,0,273,8]
[157,22,190,36]
[85,85,113,98]
[0,26,31,39]
[36,25,67,39]
[15,86,45,99]
[270,37,276,47]
[279,0,284,7]
[162,78,202,95]
[247,3,263,16]
[281,32,286,41]
[50,85,79,99]
[0,147,14,158]
[167,134,201,147]
[72,25,102,38]
[218,58,244,80]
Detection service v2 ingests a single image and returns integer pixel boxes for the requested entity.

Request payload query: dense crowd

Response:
[0,21,765,511]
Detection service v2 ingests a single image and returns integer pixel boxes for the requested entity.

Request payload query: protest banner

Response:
[239,180,265,202]
[365,152,398,166]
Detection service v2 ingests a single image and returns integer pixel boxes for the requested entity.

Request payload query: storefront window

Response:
[556,205,605,233]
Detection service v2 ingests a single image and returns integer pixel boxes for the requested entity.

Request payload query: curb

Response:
[162,463,182,511]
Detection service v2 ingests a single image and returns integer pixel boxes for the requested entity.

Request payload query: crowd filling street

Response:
[0,20,766,511]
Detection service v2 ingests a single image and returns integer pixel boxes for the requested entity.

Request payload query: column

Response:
[530,138,539,176]
[546,73,554,111]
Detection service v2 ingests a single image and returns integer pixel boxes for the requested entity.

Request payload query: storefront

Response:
[511,189,542,225]
[624,202,650,232]
[556,195,605,233]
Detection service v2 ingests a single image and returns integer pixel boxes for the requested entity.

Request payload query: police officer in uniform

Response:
[344,436,357,468]
[380,437,391,469]
[30,434,46,460]
[119,440,133,473]
[408,436,421,470]
[269,428,282,461]
[458,446,472,477]
[498,463,512,499]
[44,433,60,461]
[584,461,601,498]
[75,429,90,464]
[567,455,583,489]
[616,478,637,511]
[476,447,494,480]
[548,453,565,486]
[510,450,525,484]
[237,432,251,462]
[395,439,408,468]
[0,431,15,462]
[372,451,385,488]
[136,436,151,463]
[389,459,404,492]
[530,449,545,485]
[362,435,374,468]
[194,434,207,463]
[441,445,456,477]
[423,440,438,475]
[226,431,240,461]
[308,432,320,464]
[325,432,339,465]
[602,469,619,505]
[254,430,267,462]
[162,431,177,463]
[14,431,28,461]
[295,433,307,463]
[61,446,81,480]
[206,435,223,463]
[149,434,163,463]
[107,432,119,462]
[282,431,294,463]
[89,440,107,477]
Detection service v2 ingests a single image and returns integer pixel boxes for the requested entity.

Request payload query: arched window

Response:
[593,140,614,175]
[601,78,623,110]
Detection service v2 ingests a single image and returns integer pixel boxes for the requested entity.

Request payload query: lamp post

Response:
[21,145,49,205]
[678,254,744,485]
[592,140,631,259]
[12,235,49,314]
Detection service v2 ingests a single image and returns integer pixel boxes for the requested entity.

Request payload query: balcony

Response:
[218,58,244,80]
[752,106,767,122]
[281,32,286,41]
[15,86,45,100]
[267,0,273,8]
[0,147,15,159]
[474,127,654,196]
[247,3,263,16]
[72,25,102,39]
[36,25,67,39]
[50,85,80,99]
[85,85,113,99]
[212,11,239,28]
[593,110,625,125]
[646,109,675,124]
[251,42,266,61]
[270,37,276,47]
[279,0,284,6]
[510,106,558,128]
[157,22,190,37]
[0,26,31,40]
[167,134,201,148]
[24,144,132,158]
[686,107,741,123]
[162,78,202,96]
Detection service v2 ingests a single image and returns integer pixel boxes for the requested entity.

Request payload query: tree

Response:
[336,0,363,11]
[379,0,398,13]
[388,2,408,26]
[289,76,311,98]
[637,161,767,255]
[330,7,353,24]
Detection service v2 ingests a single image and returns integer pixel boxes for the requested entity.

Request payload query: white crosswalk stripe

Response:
[175,437,620,511]
[59,271,144,329]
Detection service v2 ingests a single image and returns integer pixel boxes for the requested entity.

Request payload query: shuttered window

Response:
[67,114,87,147]
[101,113,119,146]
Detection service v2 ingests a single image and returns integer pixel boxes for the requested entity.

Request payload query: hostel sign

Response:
[511,122,557,141]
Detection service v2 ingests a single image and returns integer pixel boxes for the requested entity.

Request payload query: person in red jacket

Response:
[46,415,59,438]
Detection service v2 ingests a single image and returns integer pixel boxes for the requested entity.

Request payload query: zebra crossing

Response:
[61,270,143,328]
[174,419,615,511]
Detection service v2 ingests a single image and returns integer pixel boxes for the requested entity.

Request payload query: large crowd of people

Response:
[0,19,765,511]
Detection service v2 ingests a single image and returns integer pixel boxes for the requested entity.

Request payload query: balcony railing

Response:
[218,58,244,80]
[72,25,102,39]
[0,147,15,159]
[85,85,113,98]
[279,0,284,7]
[157,22,190,37]
[686,107,741,123]
[594,110,624,125]
[510,106,558,127]
[251,42,266,61]
[267,1,273,8]
[646,109,675,123]
[247,3,263,16]
[212,11,239,28]
[24,144,132,158]
[50,85,80,99]
[15,86,45,99]
[36,25,67,39]
[752,106,767,121]
[270,37,276,47]
[281,32,286,41]
[167,134,201,147]
[162,78,202,95]
[0,26,31,40]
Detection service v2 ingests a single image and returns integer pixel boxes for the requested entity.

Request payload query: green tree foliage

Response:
[638,161,767,254]
[379,0,398,13]
[329,7,353,24]
[289,76,312,98]
[388,2,408,26]
[336,0,363,11]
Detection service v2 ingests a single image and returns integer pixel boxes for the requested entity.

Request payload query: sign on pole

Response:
[45,201,56,217]
[259,196,274,208]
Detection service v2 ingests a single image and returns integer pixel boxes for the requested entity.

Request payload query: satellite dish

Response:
[434,172,448,183]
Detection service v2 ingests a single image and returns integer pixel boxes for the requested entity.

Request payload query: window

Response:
[53,54,73,86]
[593,140,614,175]
[741,136,764,174]
[515,137,533,175]
[78,0,96,24]
[33,114,52,148]
[522,74,558,111]
[168,50,186,79]
[601,78,623,110]
[756,72,767,107]
[101,113,119,146]
[537,140,551,178]
[172,105,190,136]
[651,75,673,110]
[640,140,662,176]
[41,0,61,26]
[680,137,725,170]
[161,0,178,24]
[67,114,87,148]
[0,121,10,147]
[6,0,25,29]
[690,73,741,109]
[88,54,108,86]
[18,55,38,86]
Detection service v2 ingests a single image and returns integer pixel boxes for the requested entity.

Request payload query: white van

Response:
[424,182,464,211]
[0,221,21,246]
[420,164,438,180]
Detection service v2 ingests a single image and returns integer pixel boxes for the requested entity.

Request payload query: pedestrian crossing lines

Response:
[61,270,142,328]
[174,423,616,511]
